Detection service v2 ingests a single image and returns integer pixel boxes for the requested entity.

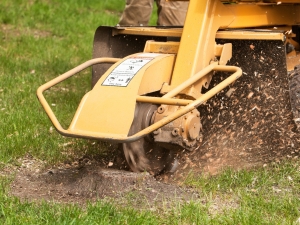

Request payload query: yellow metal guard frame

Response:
[37,58,242,142]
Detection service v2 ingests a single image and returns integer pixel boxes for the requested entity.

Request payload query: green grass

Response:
[0,0,158,164]
[0,0,300,224]
[183,161,300,224]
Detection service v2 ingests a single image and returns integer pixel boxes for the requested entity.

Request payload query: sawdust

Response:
[172,39,300,180]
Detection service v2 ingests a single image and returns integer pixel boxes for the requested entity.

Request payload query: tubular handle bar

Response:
[37,58,242,143]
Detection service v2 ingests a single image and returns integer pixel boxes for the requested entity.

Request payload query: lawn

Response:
[0,0,299,224]
[0,0,129,164]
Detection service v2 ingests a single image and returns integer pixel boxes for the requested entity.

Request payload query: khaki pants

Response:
[118,0,189,26]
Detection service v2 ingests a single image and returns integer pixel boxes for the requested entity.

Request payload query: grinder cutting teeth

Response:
[123,103,178,174]
[123,101,204,174]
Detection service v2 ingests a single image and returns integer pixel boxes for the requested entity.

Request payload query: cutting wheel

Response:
[123,103,178,175]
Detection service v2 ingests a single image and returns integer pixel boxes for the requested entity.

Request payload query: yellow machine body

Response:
[69,53,175,139]
[37,0,300,172]
[38,0,300,140]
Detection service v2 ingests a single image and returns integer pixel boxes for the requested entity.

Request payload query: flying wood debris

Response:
[174,39,300,178]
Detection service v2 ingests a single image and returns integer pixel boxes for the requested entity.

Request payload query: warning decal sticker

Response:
[102,55,156,87]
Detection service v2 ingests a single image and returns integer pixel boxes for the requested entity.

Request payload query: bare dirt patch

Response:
[1,24,51,39]
[10,156,198,209]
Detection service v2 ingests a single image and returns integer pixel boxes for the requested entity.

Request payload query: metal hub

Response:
[123,103,178,175]
[152,105,203,151]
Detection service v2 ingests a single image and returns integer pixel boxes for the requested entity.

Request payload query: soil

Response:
[8,154,202,210]
[6,39,300,208]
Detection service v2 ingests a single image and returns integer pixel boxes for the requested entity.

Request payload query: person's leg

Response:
[118,0,154,26]
[156,0,189,26]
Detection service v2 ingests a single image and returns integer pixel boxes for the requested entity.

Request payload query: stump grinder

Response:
[37,0,300,174]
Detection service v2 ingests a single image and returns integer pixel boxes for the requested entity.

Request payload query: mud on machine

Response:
[37,0,300,174]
